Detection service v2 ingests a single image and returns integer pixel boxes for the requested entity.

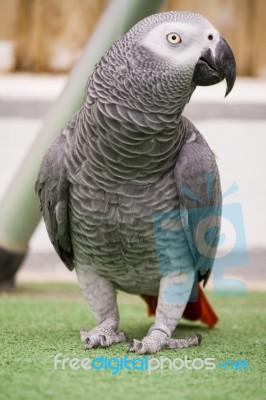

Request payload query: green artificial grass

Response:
[0,283,265,400]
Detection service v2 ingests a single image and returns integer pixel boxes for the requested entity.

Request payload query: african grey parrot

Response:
[36,11,236,354]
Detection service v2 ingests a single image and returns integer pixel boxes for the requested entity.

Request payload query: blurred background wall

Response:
[0,0,265,76]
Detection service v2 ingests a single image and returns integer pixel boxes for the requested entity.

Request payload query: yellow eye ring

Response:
[166,32,182,45]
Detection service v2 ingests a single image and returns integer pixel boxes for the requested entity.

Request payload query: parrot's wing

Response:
[174,119,222,286]
[35,121,75,271]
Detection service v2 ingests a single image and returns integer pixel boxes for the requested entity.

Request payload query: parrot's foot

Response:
[128,329,202,354]
[80,326,126,349]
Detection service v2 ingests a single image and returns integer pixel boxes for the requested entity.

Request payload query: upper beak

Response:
[192,37,236,97]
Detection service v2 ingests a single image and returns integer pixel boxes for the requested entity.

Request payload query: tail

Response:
[140,284,218,328]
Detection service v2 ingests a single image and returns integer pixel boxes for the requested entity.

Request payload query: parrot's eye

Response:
[166,32,182,45]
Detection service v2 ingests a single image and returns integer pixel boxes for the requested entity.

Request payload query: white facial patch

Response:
[141,21,219,67]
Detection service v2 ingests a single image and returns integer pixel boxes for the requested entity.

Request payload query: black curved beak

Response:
[192,37,236,97]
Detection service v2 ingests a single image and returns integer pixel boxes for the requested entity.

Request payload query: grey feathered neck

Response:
[74,15,197,186]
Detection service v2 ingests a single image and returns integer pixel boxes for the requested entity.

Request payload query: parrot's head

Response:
[125,11,236,102]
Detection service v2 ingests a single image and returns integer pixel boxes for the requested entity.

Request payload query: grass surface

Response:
[0,283,265,400]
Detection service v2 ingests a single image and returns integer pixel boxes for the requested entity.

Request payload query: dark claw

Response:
[196,334,202,345]
[100,335,107,346]
[136,342,143,351]
[127,340,134,351]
